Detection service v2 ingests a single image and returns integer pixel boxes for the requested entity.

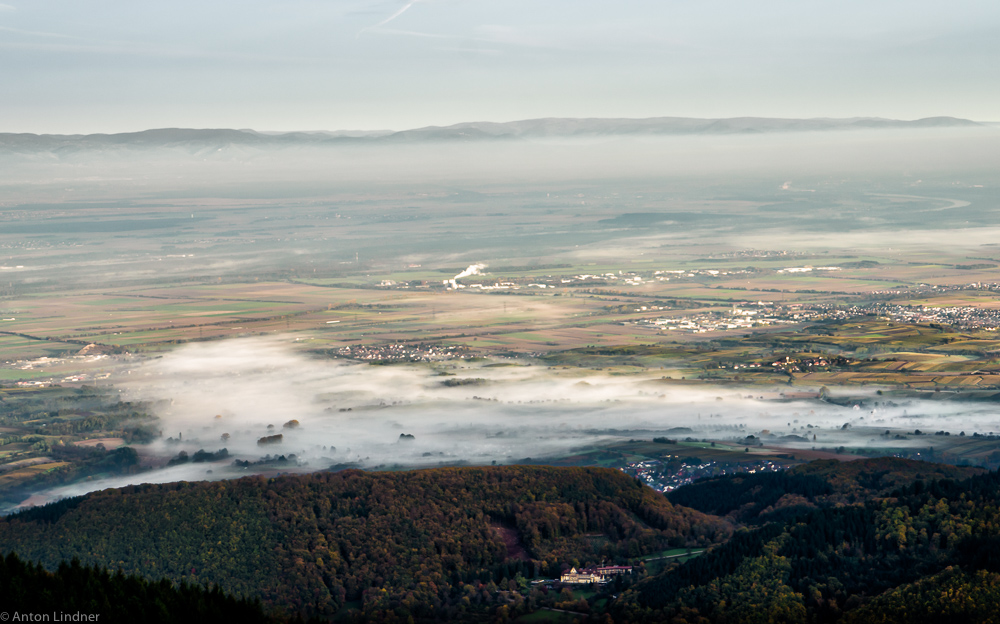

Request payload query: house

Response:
[593,565,633,577]
[560,567,603,584]
[560,565,633,584]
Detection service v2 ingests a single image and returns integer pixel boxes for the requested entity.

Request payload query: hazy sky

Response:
[2,1,999,133]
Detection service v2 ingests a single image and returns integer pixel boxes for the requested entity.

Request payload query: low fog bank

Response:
[3,127,999,196]
[25,337,1000,505]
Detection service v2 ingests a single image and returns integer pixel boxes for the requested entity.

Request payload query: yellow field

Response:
[0,461,71,486]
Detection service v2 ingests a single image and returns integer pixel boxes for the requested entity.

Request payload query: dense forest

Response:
[0,550,274,623]
[0,466,727,621]
[617,461,1000,622]
[666,457,981,524]
[7,459,1000,622]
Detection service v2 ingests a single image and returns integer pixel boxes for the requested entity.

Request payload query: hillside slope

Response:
[622,464,1000,623]
[0,466,728,620]
[666,457,982,524]
[0,551,274,624]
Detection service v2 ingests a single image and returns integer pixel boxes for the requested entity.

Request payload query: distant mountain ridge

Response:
[0,115,983,153]
[387,115,981,141]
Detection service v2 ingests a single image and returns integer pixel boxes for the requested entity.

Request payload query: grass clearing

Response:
[516,610,578,623]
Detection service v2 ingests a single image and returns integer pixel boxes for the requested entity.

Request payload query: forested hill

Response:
[620,464,1000,623]
[666,457,982,524]
[0,466,728,620]
[0,551,274,624]
[11,460,998,623]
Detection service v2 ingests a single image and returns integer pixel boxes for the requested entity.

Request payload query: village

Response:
[631,300,1000,335]
[840,302,1000,330]
[618,456,790,493]
[329,343,475,362]
[635,303,814,333]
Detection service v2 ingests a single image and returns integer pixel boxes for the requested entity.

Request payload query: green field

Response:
[516,609,580,623]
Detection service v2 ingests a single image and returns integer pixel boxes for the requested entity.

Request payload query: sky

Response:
[1,0,999,133]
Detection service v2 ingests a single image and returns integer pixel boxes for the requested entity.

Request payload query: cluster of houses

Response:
[639,304,811,334]
[620,457,792,493]
[837,302,1000,330]
[638,297,1000,335]
[333,343,472,362]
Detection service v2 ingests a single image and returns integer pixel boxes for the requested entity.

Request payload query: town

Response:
[632,301,1000,335]
[619,456,790,493]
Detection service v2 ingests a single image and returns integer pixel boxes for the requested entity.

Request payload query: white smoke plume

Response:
[447,263,486,289]
[454,263,486,280]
